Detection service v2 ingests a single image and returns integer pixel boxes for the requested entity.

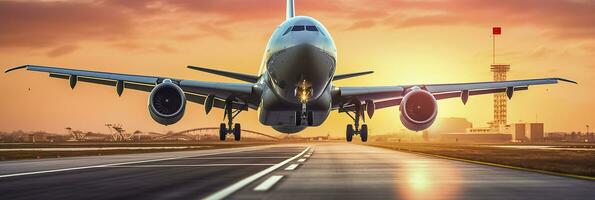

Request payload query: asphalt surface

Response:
[0,143,593,200]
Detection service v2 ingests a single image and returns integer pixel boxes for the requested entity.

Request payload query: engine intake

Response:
[399,88,438,131]
[148,80,186,125]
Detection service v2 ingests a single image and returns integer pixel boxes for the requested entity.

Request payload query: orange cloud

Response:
[0,1,134,50]
[344,20,376,31]
[380,0,595,41]
[46,45,78,57]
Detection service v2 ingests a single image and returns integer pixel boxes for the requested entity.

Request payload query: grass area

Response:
[0,142,274,161]
[367,142,595,178]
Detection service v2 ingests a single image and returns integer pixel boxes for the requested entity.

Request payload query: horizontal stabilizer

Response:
[333,71,374,81]
[187,65,259,83]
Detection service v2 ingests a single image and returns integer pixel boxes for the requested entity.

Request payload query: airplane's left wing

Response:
[5,65,256,110]
[335,77,576,112]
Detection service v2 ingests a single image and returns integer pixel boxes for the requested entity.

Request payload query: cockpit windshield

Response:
[283,25,321,36]
[292,26,305,31]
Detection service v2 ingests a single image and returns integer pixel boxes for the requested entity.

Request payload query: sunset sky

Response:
[1,0,593,136]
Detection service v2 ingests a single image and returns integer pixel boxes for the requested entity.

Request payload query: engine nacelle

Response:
[148,80,186,125]
[399,88,438,131]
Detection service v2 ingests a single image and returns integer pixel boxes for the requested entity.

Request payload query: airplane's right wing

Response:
[335,78,576,112]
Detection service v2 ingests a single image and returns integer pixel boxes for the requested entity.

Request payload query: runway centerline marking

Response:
[304,154,311,157]
[106,164,276,168]
[0,147,265,179]
[203,146,310,200]
[284,164,299,171]
[297,158,306,162]
[253,175,284,191]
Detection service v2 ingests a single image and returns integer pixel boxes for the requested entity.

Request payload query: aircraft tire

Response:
[233,123,241,141]
[361,124,368,142]
[219,123,226,141]
[346,124,354,142]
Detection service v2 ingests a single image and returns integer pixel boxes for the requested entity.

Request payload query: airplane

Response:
[5,0,576,142]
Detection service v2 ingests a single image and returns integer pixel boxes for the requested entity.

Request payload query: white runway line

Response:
[203,146,311,200]
[253,175,284,191]
[181,157,289,160]
[0,146,210,151]
[304,154,311,158]
[297,158,306,162]
[107,164,276,168]
[284,164,299,171]
[0,148,258,179]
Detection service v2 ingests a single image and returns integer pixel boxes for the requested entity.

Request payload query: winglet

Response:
[187,65,259,83]
[557,78,578,84]
[4,65,29,73]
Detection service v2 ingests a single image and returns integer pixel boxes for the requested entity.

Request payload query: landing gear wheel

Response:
[233,123,241,141]
[346,124,354,142]
[219,123,227,141]
[295,111,302,126]
[307,112,314,126]
[360,124,368,142]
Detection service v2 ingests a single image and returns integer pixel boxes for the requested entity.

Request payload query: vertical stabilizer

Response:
[286,0,295,20]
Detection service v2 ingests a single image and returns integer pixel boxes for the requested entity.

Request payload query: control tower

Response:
[490,64,510,128]
[466,27,511,134]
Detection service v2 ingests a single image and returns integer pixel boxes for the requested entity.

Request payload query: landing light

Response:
[295,80,313,103]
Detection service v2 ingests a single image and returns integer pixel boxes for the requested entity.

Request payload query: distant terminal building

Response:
[466,127,493,134]
[510,123,544,142]
[439,133,511,143]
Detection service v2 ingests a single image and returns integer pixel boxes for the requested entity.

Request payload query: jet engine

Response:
[148,80,186,125]
[399,88,437,131]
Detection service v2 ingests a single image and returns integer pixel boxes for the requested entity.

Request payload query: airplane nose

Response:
[267,42,335,104]
[290,32,324,50]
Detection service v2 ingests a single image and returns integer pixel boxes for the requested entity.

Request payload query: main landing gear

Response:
[219,100,242,141]
[343,104,368,142]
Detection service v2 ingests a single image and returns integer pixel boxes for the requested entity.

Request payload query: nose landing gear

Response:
[296,103,314,126]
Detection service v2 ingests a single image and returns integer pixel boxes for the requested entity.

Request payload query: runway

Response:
[0,143,593,200]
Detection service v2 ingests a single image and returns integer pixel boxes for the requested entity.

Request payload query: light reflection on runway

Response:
[396,160,462,200]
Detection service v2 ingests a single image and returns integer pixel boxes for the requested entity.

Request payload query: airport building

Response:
[511,123,545,142]
[429,117,512,142]
[438,133,511,143]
